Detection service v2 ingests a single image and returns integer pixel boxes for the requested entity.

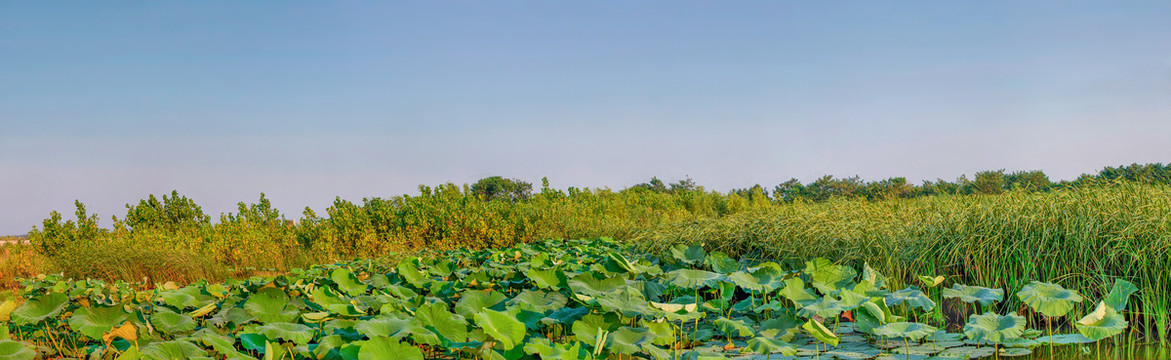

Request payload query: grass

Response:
[635,183,1171,343]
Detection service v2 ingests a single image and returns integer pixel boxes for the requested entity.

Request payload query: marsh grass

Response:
[638,184,1171,342]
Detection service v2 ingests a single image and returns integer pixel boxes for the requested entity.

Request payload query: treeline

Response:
[23,162,1171,281]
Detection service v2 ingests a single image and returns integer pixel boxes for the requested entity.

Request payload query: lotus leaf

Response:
[244,287,300,323]
[874,322,938,341]
[475,308,526,349]
[943,284,1004,306]
[1017,281,1083,318]
[663,269,724,289]
[568,272,626,296]
[507,289,568,314]
[1104,279,1138,311]
[11,292,68,325]
[0,340,35,360]
[704,251,740,274]
[670,244,706,265]
[802,319,839,347]
[416,301,468,343]
[606,326,655,355]
[804,258,857,294]
[331,268,368,296]
[527,267,569,290]
[356,336,424,360]
[454,290,507,319]
[396,259,430,288]
[963,312,1026,344]
[255,322,315,344]
[885,288,935,311]
[151,308,197,334]
[746,336,798,356]
[0,300,16,322]
[778,277,818,307]
[1076,301,1128,341]
[68,305,129,340]
[141,340,208,360]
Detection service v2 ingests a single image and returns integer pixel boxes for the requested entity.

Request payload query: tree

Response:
[470,176,533,202]
[1005,170,1052,191]
[773,178,807,202]
[966,170,1006,195]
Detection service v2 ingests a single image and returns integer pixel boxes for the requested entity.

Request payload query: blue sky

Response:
[2,2,1169,234]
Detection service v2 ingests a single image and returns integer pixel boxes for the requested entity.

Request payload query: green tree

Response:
[470,176,532,202]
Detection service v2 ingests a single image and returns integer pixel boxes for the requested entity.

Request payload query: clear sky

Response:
[2,2,1170,234]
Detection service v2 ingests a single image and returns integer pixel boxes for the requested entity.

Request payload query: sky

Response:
[2,2,1170,234]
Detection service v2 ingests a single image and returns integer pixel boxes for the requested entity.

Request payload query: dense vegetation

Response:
[2,162,1169,346]
[0,239,1140,360]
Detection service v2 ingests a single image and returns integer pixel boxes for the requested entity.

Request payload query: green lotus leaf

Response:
[310,286,362,316]
[185,329,241,357]
[507,290,568,314]
[526,267,569,290]
[11,292,68,325]
[454,290,507,319]
[778,277,818,307]
[0,300,17,322]
[836,288,870,310]
[355,315,414,339]
[357,336,424,360]
[415,301,468,343]
[68,305,129,340]
[802,319,839,346]
[523,339,591,359]
[474,308,526,350]
[1076,301,1128,341]
[714,317,754,338]
[141,340,209,360]
[604,251,639,274]
[874,322,938,341]
[208,306,255,326]
[568,272,626,296]
[331,268,368,297]
[862,262,887,290]
[704,251,740,274]
[607,326,654,355]
[798,296,843,319]
[746,336,798,356]
[159,286,210,309]
[854,301,889,334]
[1017,281,1083,318]
[396,259,431,289]
[571,314,617,347]
[664,269,724,289]
[759,313,801,342]
[943,284,1004,306]
[255,322,315,345]
[669,244,706,265]
[885,288,935,311]
[918,275,945,288]
[1104,279,1138,311]
[728,265,784,293]
[804,258,857,294]
[428,259,455,278]
[595,287,654,318]
[963,312,1027,344]
[151,308,196,334]
[244,287,300,323]
[0,339,35,360]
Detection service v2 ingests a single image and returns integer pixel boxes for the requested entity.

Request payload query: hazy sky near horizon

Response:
[2,2,1170,234]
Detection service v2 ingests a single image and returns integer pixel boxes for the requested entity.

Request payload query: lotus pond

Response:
[0,238,1148,359]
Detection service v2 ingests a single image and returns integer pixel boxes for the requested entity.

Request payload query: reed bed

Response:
[636,184,1171,343]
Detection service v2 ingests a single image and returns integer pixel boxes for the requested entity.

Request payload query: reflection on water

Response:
[1020,343,1169,360]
